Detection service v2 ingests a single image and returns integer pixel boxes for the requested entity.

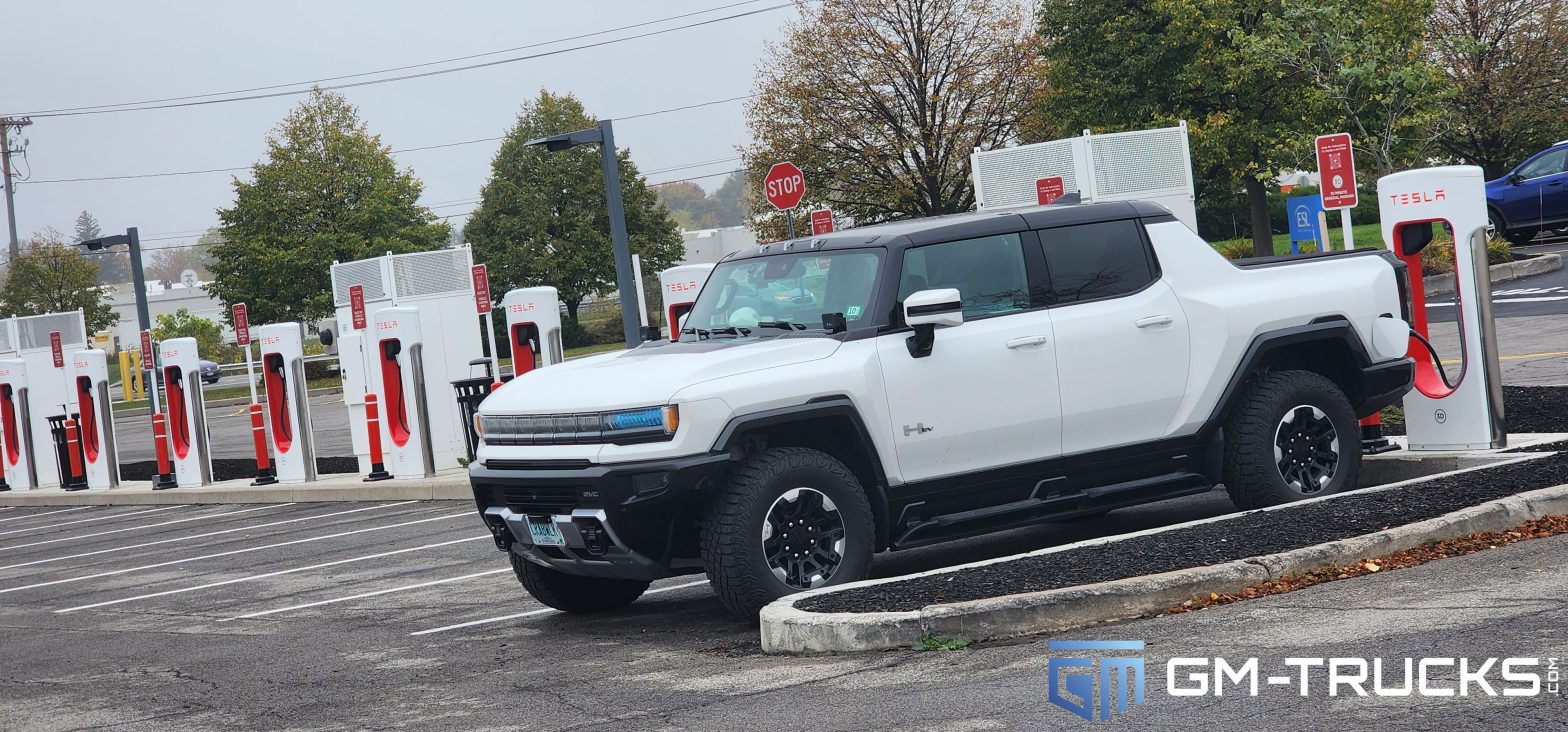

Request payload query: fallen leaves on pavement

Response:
[1165,515,1568,615]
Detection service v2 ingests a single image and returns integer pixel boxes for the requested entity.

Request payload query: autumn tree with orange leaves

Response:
[741,0,1041,239]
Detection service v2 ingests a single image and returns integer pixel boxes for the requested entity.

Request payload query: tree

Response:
[462,90,685,322]
[152,308,224,357]
[1429,0,1568,177]
[72,211,100,243]
[655,180,716,229]
[0,227,117,333]
[1036,0,1315,256]
[742,0,1040,237]
[145,229,218,284]
[209,88,450,325]
[1243,0,1445,178]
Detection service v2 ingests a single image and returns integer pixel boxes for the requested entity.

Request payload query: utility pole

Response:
[1,117,34,258]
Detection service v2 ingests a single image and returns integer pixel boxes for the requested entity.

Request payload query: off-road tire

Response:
[1222,369,1360,511]
[699,447,875,619]
[510,551,650,613]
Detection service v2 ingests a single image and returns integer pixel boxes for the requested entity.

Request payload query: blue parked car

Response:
[1487,140,1568,245]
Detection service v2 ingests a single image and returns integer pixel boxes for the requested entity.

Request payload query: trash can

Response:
[452,375,512,461]
[48,414,87,491]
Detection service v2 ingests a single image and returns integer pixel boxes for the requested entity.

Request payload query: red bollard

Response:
[363,394,392,482]
[1359,413,1396,454]
[151,412,178,489]
[250,403,277,486]
[0,429,9,492]
[63,418,87,490]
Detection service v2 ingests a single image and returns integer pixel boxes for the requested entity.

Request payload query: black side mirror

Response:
[1509,173,1524,185]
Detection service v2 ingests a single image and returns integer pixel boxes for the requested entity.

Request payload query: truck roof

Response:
[726,200,1177,262]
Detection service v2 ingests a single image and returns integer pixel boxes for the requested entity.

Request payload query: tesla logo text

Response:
[376,321,397,330]
[261,335,282,345]
[162,350,179,358]
[507,303,536,313]
[667,280,699,293]
[1387,189,1446,206]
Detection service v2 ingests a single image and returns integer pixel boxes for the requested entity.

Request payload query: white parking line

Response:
[0,504,292,552]
[56,536,490,613]
[0,506,93,524]
[0,511,471,596]
[219,568,511,621]
[0,501,419,573]
[407,579,710,636]
[0,505,187,538]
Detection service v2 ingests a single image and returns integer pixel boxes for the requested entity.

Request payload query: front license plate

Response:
[527,517,566,547]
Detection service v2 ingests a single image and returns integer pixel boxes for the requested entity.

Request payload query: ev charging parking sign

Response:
[1315,134,1358,209]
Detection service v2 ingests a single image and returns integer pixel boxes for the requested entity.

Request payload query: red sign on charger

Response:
[233,303,251,346]
[471,264,493,314]
[140,330,154,370]
[49,331,64,368]
[810,209,834,235]
[1315,133,1358,209]
[1036,177,1065,205]
[349,284,367,330]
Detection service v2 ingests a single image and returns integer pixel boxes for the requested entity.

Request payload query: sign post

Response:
[1035,176,1066,205]
[810,209,834,235]
[234,303,256,403]
[471,264,499,383]
[1315,133,1359,250]
[764,162,806,239]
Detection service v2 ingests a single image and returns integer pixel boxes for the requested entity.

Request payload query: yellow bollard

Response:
[119,350,134,401]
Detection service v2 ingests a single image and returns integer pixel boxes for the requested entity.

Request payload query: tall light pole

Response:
[78,227,153,336]
[525,119,641,349]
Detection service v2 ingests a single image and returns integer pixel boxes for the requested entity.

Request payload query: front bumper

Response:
[469,452,732,581]
[1355,357,1415,417]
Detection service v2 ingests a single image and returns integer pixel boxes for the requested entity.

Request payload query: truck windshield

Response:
[681,249,883,337]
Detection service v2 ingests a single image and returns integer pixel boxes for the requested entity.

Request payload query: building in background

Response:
[679,226,757,265]
[104,278,232,350]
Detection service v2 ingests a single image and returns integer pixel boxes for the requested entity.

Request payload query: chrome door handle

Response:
[1135,315,1174,328]
[1005,335,1050,349]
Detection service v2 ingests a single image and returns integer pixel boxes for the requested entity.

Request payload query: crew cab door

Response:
[875,233,1061,483]
[1500,148,1568,227]
[1037,219,1191,454]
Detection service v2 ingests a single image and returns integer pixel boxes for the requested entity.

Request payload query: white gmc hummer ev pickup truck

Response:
[470,200,1416,617]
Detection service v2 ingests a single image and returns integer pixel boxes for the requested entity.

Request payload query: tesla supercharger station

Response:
[0,359,38,490]
[68,349,118,490]
[659,264,715,339]
[329,248,485,474]
[501,287,563,377]
[159,337,214,487]
[259,322,317,483]
[1379,165,1507,450]
[371,307,436,479]
[6,311,88,489]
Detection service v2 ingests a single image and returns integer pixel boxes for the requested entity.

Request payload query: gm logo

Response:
[1047,640,1145,722]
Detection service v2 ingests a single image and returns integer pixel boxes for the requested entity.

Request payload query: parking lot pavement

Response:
[113,393,354,464]
[1,497,1560,730]
[0,492,1249,731]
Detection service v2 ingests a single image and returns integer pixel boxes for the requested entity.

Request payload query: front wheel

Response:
[510,551,650,613]
[700,447,875,618]
[1222,370,1360,511]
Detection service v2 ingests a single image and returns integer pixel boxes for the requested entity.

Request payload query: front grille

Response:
[502,485,579,514]
[484,458,594,470]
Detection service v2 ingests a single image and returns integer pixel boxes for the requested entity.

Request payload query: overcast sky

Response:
[3,1,790,253]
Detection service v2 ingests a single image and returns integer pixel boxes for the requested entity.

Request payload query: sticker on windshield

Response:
[845,306,863,318]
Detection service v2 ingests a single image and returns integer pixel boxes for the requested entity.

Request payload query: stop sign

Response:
[763,162,806,210]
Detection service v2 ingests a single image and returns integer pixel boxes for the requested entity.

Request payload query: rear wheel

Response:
[1222,370,1360,511]
[510,551,649,613]
[700,447,875,618]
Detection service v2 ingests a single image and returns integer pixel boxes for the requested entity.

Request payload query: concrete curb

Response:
[760,455,1567,654]
[0,471,472,506]
[1423,252,1561,296]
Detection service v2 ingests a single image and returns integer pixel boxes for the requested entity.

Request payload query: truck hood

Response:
[482,336,842,413]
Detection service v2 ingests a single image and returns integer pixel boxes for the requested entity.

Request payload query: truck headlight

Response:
[601,405,679,436]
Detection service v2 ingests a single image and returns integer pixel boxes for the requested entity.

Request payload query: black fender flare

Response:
[1204,319,1377,431]
[712,397,893,549]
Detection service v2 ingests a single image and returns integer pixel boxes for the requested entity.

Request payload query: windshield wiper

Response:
[682,326,749,340]
[754,321,808,331]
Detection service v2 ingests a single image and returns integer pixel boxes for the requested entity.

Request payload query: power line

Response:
[5,4,789,119]
[648,168,745,186]
[18,95,755,185]
[7,1,772,117]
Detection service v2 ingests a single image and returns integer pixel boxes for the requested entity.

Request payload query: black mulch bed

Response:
[1383,385,1568,437]
[801,450,1568,615]
[118,456,359,483]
